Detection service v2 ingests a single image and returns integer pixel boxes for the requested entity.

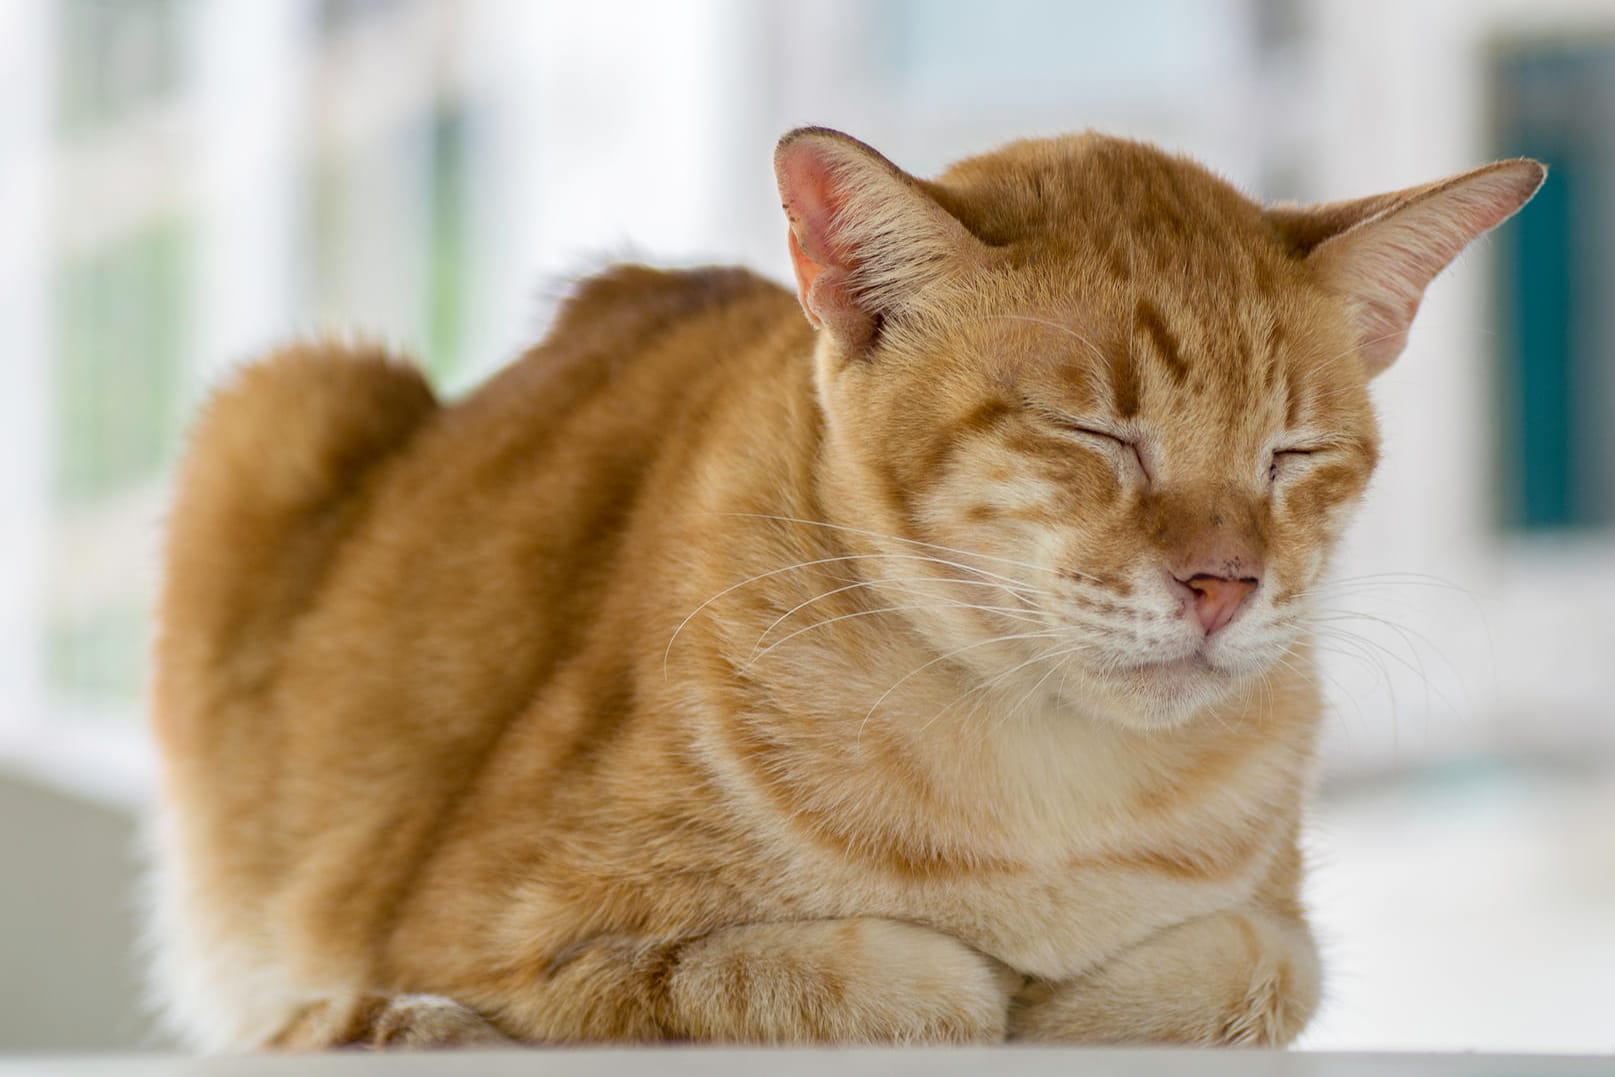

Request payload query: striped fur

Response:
[149,130,1540,1049]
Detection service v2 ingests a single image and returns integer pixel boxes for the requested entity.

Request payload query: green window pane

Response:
[426,106,470,382]
[52,218,193,505]
[45,605,146,706]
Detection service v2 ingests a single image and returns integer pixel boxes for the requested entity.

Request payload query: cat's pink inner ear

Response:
[1307,159,1546,375]
[785,228,826,324]
[776,135,872,344]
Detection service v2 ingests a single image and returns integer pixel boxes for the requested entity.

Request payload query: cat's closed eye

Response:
[1027,401,1150,484]
[1268,447,1319,484]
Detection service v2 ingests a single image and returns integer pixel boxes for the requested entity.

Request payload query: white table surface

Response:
[2,1051,1611,1076]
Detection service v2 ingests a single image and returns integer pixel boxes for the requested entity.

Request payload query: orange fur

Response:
[149,129,1541,1049]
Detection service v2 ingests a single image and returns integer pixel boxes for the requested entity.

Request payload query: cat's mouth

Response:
[1119,652,1219,682]
[1107,622,1282,686]
[1098,633,1292,725]
[1107,649,1235,705]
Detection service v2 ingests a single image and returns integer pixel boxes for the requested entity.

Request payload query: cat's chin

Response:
[1081,654,1246,732]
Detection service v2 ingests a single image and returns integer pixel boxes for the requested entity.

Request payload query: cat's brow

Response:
[983,314,1106,364]
[978,314,1126,410]
[1132,299,1189,386]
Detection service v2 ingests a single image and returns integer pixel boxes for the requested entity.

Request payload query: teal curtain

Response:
[1495,44,1615,531]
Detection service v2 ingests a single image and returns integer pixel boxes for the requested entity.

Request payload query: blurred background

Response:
[1,0,1612,1055]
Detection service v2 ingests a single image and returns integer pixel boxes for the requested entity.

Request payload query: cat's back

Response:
[355,263,802,652]
[151,263,805,1035]
[296,263,802,731]
[184,262,798,787]
[157,261,793,752]
[457,263,793,434]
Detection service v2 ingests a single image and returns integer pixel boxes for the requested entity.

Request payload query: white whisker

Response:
[748,575,1048,658]
[981,313,1108,365]
[664,550,1052,679]
[858,629,1071,742]
[745,601,1047,668]
[709,511,1081,581]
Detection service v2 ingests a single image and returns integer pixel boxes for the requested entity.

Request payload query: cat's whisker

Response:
[748,575,1049,658]
[1309,327,1414,372]
[969,636,1106,725]
[1302,637,1400,738]
[1309,608,1451,660]
[1307,627,1427,741]
[744,600,1048,669]
[1296,571,1497,715]
[664,550,1052,679]
[921,639,1090,744]
[984,645,1079,747]
[1253,665,1274,719]
[1301,600,1465,691]
[858,629,1072,743]
[1303,569,1471,590]
[1255,659,1288,721]
[979,314,1108,365]
[1054,646,1075,707]
[710,510,1081,582]
[1267,650,1366,731]
[1295,579,1476,607]
[729,533,1056,601]
[1310,617,1472,723]
[958,645,1069,729]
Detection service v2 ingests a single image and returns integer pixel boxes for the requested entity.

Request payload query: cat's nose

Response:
[1175,573,1258,635]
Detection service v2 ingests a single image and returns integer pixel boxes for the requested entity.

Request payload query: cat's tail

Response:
[153,340,438,752]
[147,341,437,1048]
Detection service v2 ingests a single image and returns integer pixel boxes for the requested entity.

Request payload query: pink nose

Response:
[1180,574,1258,635]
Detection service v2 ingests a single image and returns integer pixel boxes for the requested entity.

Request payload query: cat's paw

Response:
[843,918,1021,1043]
[669,917,1017,1043]
[1010,908,1319,1047]
[266,993,515,1050]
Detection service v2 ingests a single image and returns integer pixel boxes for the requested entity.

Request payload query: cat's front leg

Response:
[499,917,1018,1044]
[265,993,517,1050]
[1009,906,1320,1047]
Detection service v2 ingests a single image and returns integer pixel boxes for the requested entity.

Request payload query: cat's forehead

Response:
[933,134,1320,405]
[930,133,1292,295]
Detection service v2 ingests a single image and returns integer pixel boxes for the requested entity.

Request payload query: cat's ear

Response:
[775,127,986,351]
[1267,159,1545,374]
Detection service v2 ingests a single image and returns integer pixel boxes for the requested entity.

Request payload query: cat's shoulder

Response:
[550,263,791,349]
[456,262,798,427]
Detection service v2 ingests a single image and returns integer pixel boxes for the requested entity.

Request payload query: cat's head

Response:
[775,127,1542,730]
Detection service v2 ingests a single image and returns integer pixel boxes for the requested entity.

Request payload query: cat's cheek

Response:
[1052,491,1141,583]
[948,449,1127,564]
[1046,451,1132,523]
[1263,513,1348,610]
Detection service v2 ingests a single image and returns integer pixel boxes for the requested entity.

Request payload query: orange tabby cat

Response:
[149,126,1542,1050]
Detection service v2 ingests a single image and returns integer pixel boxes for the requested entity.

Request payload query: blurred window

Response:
[56,0,188,136]
[52,218,192,508]
[872,0,1248,106]
[48,0,197,714]
[1493,38,1615,531]
[298,106,474,384]
[317,0,411,39]
[35,0,478,726]
[425,105,470,382]
[47,216,192,708]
